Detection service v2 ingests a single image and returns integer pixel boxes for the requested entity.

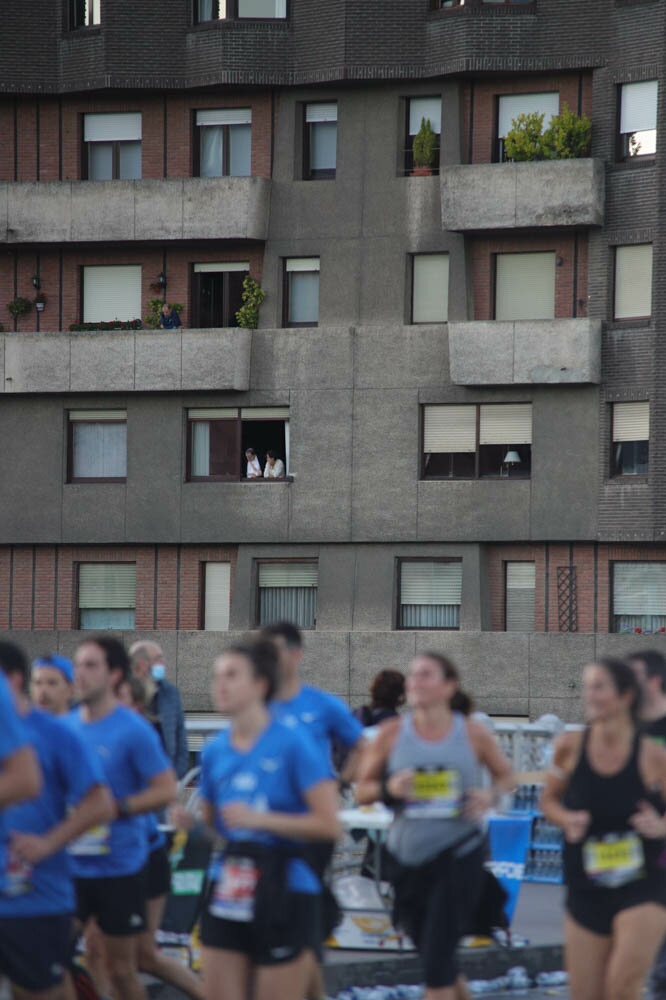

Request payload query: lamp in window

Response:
[501,450,522,477]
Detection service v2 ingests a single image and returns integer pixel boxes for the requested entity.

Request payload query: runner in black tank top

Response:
[542,657,666,1000]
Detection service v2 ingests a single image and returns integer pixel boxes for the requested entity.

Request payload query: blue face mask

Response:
[151,663,166,682]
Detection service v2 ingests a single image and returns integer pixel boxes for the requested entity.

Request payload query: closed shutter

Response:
[620,81,658,134]
[259,564,317,587]
[189,408,238,419]
[196,109,252,127]
[498,92,559,137]
[614,245,653,319]
[413,254,449,323]
[69,410,127,422]
[79,564,136,609]
[506,562,535,631]
[258,563,317,628]
[613,563,666,616]
[495,252,555,321]
[240,408,289,419]
[286,258,320,272]
[400,561,462,629]
[193,262,249,273]
[83,265,141,323]
[424,406,476,453]
[84,113,142,142]
[613,402,649,442]
[204,563,231,630]
[305,103,338,123]
[480,404,532,445]
[409,97,442,135]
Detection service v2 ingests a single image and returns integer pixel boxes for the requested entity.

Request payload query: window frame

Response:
[75,561,136,630]
[403,96,442,176]
[610,401,650,479]
[254,558,318,629]
[185,408,290,483]
[610,561,666,634]
[493,250,556,321]
[199,560,232,630]
[192,0,288,23]
[616,81,658,163]
[190,266,248,328]
[193,110,252,178]
[504,560,536,632]
[83,139,142,181]
[420,403,533,481]
[283,258,320,327]
[396,557,463,632]
[613,244,653,323]
[410,252,450,323]
[303,103,338,181]
[67,412,128,484]
[68,0,101,30]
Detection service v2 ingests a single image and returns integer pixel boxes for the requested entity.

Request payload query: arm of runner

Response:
[11,784,114,864]
[463,721,516,818]
[354,718,403,805]
[0,746,41,808]
[117,767,177,818]
[222,778,341,842]
[327,695,365,781]
[630,739,666,838]
[540,732,590,843]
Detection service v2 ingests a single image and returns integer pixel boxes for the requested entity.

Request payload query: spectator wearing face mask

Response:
[128,641,189,779]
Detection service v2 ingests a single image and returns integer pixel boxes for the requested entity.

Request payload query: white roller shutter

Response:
[424,406,476,453]
[400,561,462,605]
[620,81,658,134]
[79,564,136,609]
[193,262,249,273]
[409,97,442,135]
[204,563,231,630]
[305,103,338,123]
[613,563,666,616]
[258,563,318,587]
[69,410,127,421]
[83,265,141,323]
[188,408,237,419]
[286,258,320,272]
[506,562,536,631]
[615,245,653,319]
[495,252,555,321]
[498,92,559,137]
[84,113,142,142]
[480,404,532,445]
[613,402,649,442]
[240,408,289,419]
[196,108,252,127]
[413,254,449,323]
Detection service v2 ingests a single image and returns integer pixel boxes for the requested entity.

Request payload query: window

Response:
[612,563,666,633]
[257,562,317,628]
[78,563,136,629]
[237,0,286,15]
[68,411,127,483]
[187,407,289,481]
[505,562,535,631]
[284,258,319,326]
[612,402,649,477]
[202,563,231,630]
[69,0,100,28]
[618,81,657,160]
[411,254,449,323]
[398,560,462,630]
[495,252,555,321]
[195,109,251,177]
[193,0,286,21]
[614,245,652,320]
[82,265,142,323]
[422,403,532,479]
[497,92,558,161]
[405,96,441,175]
[304,103,337,180]
[83,113,141,180]
[191,262,248,327]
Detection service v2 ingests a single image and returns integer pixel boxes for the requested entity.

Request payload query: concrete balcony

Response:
[448,318,601,385]
[440,159,604,232]
[0,327,252,393]
[0,177,271,244]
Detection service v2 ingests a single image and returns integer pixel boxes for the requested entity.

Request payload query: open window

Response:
[187,407,289,481]
[191,262,248,328]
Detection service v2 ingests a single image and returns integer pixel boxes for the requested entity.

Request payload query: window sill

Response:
[396,626,461,632]
[421,476,531,482]
[188,18,288,31]
[187,477,294,484]
[67,478,126,485]
[607,318,652,330]
[612,157,656,170]
[63,26,102,36]
[606,475,649,485]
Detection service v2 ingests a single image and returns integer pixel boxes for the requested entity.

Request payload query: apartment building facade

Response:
[0,0,663,721]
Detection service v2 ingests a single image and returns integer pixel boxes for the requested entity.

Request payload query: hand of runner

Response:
[629,800,666,839]
[561,809,591,843]
[463,788,495,819]
[10,830,52,864]
[221,802,261,830]
[168,803,195,831]
[386,769,414,801]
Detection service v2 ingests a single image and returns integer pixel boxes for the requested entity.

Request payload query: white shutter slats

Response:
[84,113,142,142]
[424,406,476,453]
[479,404,532,445]
[196,108,252,127]
[188,408,237,419]
[497,92,559,137]
[614,563,666,616]
[79,564,136,609]
[613,402,650,442]
[401,562,462,605]
[506,561,536,631]
[286,258,320,272]
[495,252,555,321]
[69,410,127,422]
[83,265,142,323]
[413,254,449,323]
[204,563,231,631]
[259,563,318,588]
[240,408,289,419]
[614,245,653,319]
[620,81,658,134]
[305,103,338,123]
[409,97,442,136]
[193,262,249,273]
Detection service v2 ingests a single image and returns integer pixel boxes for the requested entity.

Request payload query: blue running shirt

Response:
[200,719,331,893]
[0,673,27,761]
[65,705,172,878]
[270,684,363,769]
[0,709,105,915]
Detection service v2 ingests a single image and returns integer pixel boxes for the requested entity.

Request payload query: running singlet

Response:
[65,705,171,878]
[270,685,363,770]
[563,729,665,890]
[0,709,105,914]
[200,719,331,901]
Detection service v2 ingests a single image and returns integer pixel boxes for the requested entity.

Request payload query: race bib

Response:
[208,857,259,923]
[583,833,645,888]
[68,824,111,857]
[1,848,33,897]
[404,768,463,819]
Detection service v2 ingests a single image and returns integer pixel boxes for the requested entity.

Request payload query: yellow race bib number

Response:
[583,833,645,888]
[404,768,462,819]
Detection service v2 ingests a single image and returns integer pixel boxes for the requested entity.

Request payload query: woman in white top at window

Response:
[245,448,262,479]
[264,451,285,479]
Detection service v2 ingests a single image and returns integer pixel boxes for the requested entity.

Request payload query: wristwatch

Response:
[116,798,132,819]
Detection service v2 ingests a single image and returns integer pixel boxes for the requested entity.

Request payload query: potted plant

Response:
[33,292,47,313]
[411,117,438,176]
[7,296,33,321]
[235,276,265,329]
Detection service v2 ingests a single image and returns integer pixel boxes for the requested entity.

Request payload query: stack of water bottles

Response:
[511,784,563,885]
[331,970,568,998]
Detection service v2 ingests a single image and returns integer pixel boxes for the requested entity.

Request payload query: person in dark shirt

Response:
[159,304,182,330]
[354,668,406,728]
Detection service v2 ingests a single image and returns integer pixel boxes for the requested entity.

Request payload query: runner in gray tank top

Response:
[357,652,515,1000]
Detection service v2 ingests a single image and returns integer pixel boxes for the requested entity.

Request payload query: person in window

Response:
[159,303,182,330]
[245,448,263,479]
[264,450,285,479]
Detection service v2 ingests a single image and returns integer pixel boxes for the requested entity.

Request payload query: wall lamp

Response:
[157,271,167,290]
[31,274,40,289]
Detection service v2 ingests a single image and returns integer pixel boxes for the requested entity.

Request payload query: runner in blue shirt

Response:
[0,670,41,811]
[191,641,340,1000]
[68,635,177,1000]
[0,640,113,999]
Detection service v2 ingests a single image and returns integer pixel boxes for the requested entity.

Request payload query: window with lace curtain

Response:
[67,411,127,483]
[612,563,666,634]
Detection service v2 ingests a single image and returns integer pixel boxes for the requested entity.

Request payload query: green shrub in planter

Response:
[503,112,546,162]
[542,103,592,159]
[412,117,438,170]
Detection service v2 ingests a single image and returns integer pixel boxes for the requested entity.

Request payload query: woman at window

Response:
[263,450,285,479]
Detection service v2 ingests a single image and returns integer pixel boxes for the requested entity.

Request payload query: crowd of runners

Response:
[3,630,666,1000]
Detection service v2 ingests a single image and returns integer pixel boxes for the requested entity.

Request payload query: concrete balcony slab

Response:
[0,327,252,393]
[1,177,271,243]
[448,318,601,385]
[440,159,604,231]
